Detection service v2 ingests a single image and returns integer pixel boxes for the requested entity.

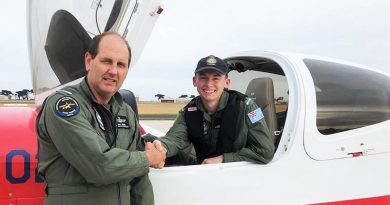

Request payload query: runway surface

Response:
[140,120,174,134]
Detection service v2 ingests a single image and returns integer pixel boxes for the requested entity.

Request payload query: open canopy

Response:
[27,0,163,105]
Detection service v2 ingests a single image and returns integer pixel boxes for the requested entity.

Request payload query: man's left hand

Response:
[201,155,223,164]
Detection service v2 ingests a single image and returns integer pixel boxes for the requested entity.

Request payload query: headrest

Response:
[245,77,274,108]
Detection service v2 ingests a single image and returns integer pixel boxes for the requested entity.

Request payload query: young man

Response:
[36,32,165,205]
[154,55,275,165]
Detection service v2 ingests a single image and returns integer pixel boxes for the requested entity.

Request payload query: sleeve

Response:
[42,95,149,185]
[133,115,146,151]
[223,99,275,164]
[158,110,193,158]
[130,174,154,205]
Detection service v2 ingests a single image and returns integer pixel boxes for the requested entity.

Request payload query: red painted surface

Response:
[311,195,390,205]
[0,106,45,204]
[1,106,389,205]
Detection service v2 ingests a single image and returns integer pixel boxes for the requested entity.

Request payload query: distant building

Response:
[175,97,192,103]
[0,95,10,100]
[160,97,175,103]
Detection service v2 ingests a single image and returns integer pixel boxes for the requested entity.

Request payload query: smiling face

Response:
[193,70,230,108]
[85,34,130,105]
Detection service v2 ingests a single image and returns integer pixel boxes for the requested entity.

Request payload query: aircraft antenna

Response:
[95,0,103,34]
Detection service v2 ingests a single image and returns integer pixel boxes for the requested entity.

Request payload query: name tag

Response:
[116,116,130,129]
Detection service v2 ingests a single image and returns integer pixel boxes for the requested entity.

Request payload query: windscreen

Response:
[304,59,390,135]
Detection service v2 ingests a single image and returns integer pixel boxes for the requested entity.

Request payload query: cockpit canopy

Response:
[28,0,162,104]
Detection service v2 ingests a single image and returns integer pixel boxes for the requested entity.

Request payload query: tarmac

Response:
[140,120,174,133]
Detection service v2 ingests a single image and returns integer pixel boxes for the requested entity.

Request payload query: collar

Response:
[195,90,229,114]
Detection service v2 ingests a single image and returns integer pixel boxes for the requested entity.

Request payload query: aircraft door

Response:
[302,58,390,160]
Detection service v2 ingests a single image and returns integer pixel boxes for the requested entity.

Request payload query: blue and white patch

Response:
[247,108,264,124]
[55,96,80,117]
[95,110,105,131]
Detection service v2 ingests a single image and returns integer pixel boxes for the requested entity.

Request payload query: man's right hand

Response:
[144,142,166,169]
[152,140,167,153]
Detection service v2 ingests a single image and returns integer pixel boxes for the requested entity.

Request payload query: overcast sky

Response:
[1,0,389,100]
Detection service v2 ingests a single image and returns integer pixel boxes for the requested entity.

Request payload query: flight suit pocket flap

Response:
[47,185,88,194]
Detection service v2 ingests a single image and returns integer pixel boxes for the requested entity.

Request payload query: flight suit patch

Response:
[116,116,130,129]
[95,109,105,131]
[247,108,264,124]
[188,106,197,112]
[55,96,80,117]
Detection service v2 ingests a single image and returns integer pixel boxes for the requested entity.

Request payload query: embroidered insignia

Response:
[206,55,217,65]
[55,96,80,117]
[247,108,264,124]
[188,107,197,112]
[95,110,105,131]
[116,116,130,129]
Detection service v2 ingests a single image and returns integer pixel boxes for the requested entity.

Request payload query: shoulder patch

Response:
[247,108,264,124]
[55,96,80,117]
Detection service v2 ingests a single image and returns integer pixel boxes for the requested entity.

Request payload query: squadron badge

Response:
[55,96,80,117]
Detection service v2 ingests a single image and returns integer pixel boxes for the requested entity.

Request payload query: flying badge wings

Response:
[247,108,264,124]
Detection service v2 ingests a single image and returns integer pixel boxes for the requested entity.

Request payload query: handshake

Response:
[144,140,167,169]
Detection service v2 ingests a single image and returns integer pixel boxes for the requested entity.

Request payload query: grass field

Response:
[0,100,185,119]
[137,102,186,115]
[0,100,287,119]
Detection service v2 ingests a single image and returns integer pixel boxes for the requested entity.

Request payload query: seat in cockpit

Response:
[245,77,278,145]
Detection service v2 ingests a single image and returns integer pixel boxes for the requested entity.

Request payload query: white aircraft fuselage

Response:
[1,1,389,204]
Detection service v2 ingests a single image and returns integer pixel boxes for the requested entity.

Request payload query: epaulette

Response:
[56,87,74,95]
[245,97,253,105]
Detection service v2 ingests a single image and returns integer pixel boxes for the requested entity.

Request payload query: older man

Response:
[36,32,165,205]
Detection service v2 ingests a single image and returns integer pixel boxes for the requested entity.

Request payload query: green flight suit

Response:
[36,78,154,205]
[159,91,275,164]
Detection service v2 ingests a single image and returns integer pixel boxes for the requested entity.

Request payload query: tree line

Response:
[0,89,34,100]
[154,94,196,100]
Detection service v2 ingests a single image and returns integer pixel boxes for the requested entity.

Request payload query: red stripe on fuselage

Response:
[311,195,390,205]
